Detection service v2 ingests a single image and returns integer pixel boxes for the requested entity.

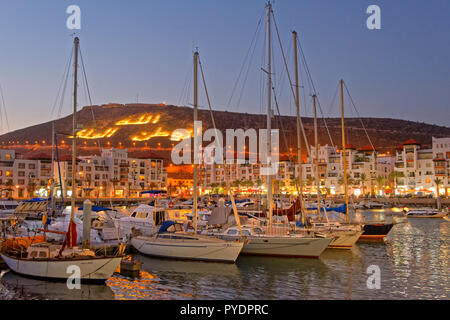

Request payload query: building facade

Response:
[0,148,167,199]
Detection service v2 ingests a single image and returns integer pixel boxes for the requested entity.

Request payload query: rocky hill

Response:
[0,103,448,164]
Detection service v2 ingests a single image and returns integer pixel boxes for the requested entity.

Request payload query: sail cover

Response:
[66,219,77,248]
[273,198,301,222]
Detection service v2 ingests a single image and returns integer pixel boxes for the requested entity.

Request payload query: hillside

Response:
[0,103,449,164]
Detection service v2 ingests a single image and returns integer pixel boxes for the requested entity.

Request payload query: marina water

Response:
[1,209,448,300]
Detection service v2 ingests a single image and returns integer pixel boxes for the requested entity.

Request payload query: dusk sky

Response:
[0,0,449,134]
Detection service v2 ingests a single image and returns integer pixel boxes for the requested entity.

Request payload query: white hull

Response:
[1,254,122,281]
[327,231,363,249]
[219,235,332,258]
[131,235,243,263]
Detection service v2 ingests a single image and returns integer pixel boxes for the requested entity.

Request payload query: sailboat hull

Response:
[131,236,243,263]
[327,231,363,249]
[219,235,332,258]
[0,254,122,282]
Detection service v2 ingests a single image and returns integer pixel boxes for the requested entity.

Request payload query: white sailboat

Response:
[307,82,363,249]
[1,37,123,282]
[204,3,333,258]
[215,225,331,258]
[130,51,243,263]
[131,221,243,263]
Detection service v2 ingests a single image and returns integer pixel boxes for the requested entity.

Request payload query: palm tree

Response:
[256,178,263,188]
[27,180,37,198]
[376,175,385,195]
[360,173,367,196]
[176,181,184,193]
[434,177,443,198]
[389,171,404,195]
[5,180,14,198]
[167,183,175,195]
[110,178,119,197]
[232,179,241,190]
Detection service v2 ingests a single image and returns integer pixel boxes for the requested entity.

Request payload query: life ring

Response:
[169,201,174,209]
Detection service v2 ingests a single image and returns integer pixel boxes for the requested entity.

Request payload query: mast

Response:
[340,79,349,223]
[265,2,273,226]
[50,121,56,211]
[193,51,199,234]
[71,37,79,221]
[313,94,322,219]
[292,30,305,224]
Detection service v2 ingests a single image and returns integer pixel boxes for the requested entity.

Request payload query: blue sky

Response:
[0,0,449,133]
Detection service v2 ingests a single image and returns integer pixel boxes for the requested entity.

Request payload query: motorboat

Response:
[0,199,19,217]
[309,221,363,249]
[131,221,243,263]
[113,204,166,238]
[358,222,394,241]
[354,200,386,210]
[405,208,448,219]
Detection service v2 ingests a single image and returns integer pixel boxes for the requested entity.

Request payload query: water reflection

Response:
[1,209,448,299]
[1,271,115,300]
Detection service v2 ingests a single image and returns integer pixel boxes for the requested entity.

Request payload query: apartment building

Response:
[0,150,54,199]
[394,137,449,195]
[58,148,167,198]
[199,143,395,196]
[0,148,167,199]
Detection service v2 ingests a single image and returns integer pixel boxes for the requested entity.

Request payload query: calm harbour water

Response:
[1,210,448,300]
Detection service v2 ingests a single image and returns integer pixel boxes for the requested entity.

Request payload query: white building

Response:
[58,148,167,198]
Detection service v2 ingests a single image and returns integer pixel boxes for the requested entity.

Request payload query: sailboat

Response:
[204,3,332,258]
[305,82,363,249]
[1,37,124,282]
[130,51,243,263]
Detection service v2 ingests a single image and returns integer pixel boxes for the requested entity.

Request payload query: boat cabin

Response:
[224,226,265,237]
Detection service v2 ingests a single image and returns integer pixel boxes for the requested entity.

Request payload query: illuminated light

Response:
[170,129,192,141]
[75,128,118,139]
[354,188,361,197]
[132,127,170,141]
[115,113,160,126]
[151,115,161,124]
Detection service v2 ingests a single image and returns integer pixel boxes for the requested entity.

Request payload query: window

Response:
[6,170,12,177]
[38,251,47,258]
[18,163,25,169]
[18,171,25,177]
[18,179,25,185]
[5,154,11,160]
[227,229,238,235]
[29,164,35,169]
